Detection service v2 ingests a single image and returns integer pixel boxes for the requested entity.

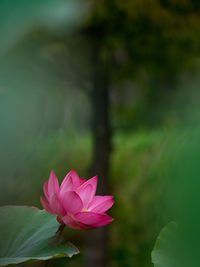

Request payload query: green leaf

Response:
[151,222,178,267]
[0,206,79,266]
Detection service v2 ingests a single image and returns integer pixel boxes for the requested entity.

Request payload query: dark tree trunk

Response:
[84,36,112,267]
[89,85,111,195]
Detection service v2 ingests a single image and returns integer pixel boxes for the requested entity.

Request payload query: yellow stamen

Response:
[82,209,89,212]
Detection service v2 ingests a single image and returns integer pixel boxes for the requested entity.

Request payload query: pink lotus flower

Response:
[40,170,114,229]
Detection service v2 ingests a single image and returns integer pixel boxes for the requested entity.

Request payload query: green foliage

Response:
[110,131,167,267]
[0,0,84,55]
[0,132,92,206]
[0,206,78,266]
[89,0,200,78]
[151,129,200,267]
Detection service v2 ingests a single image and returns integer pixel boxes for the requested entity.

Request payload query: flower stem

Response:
[56,223,66,236]
[44,224,66,267]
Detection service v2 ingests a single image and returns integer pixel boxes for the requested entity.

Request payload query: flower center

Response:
[82,209,89,212]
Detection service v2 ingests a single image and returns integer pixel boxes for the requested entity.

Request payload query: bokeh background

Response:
[1,0,200,266]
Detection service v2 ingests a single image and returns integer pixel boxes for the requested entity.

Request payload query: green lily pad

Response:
[151,222,178,267]
[0,206,79,266]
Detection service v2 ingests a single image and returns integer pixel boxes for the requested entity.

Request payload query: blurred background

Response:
[1,0,200,266]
